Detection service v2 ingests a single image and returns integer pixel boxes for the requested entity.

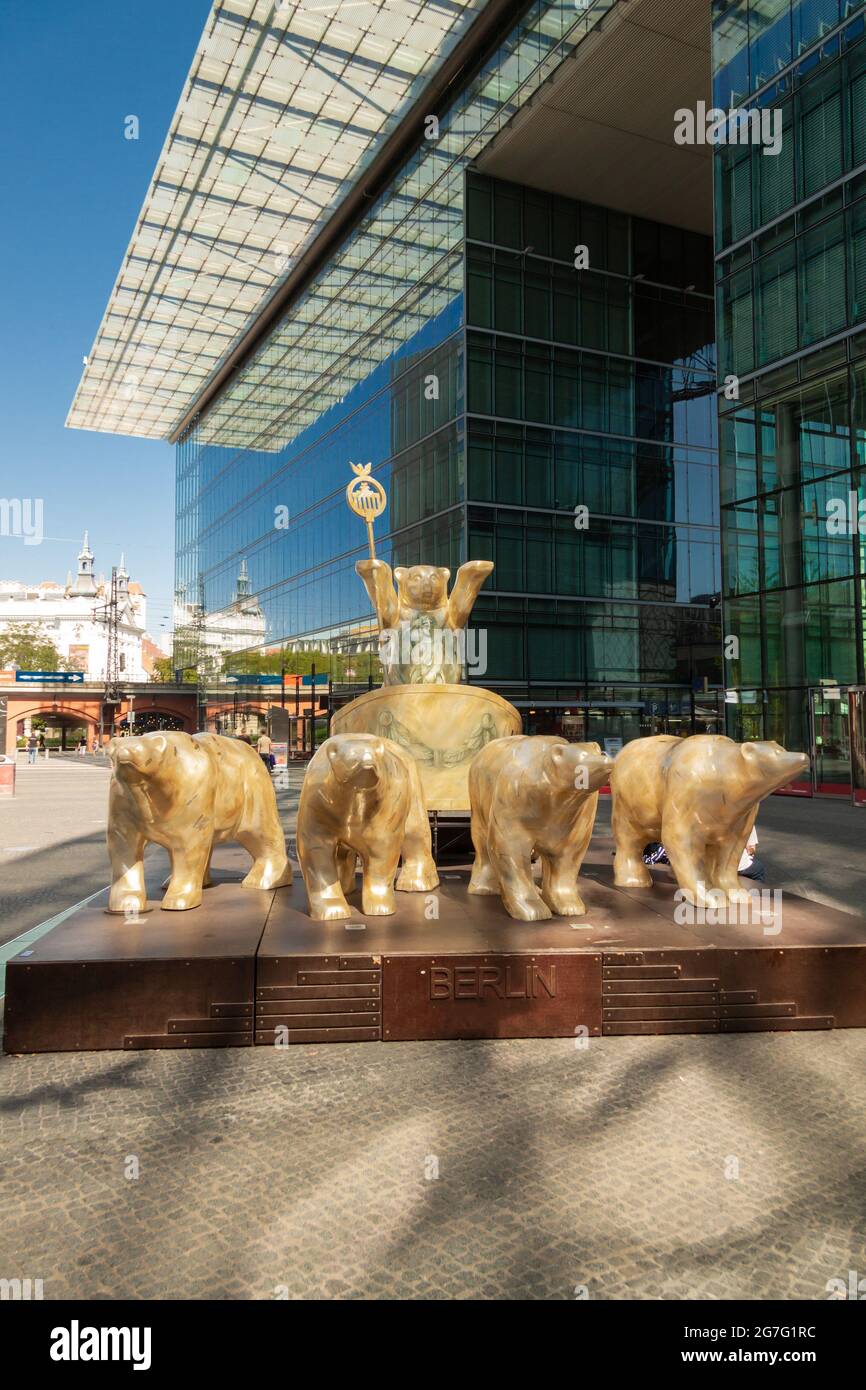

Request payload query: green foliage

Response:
[222,647,381,682]
[0,623,69,672]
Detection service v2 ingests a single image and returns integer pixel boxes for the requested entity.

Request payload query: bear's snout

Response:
[578,753,613,789]
[330,743,381,789]
[346,755,380,789]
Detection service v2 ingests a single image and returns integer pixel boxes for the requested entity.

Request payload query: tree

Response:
[0,623,69,672]
[222,646,382,682]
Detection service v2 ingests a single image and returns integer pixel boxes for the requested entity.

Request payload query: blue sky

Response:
[0,0,213,643]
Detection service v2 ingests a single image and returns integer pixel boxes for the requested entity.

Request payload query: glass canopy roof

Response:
[66,0,487,440]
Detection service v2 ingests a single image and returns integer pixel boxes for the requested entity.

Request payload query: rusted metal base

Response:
[3,859,272,1053]
[5,860,865,1053]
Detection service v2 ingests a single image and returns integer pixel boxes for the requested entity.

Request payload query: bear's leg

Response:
[107,824,149,915]
[299,842,352,921]
[395,774,438,892]
[336,843,357,896]
[162,841,211,911]
[163,842,214,892]
[468,808,500,895]
[490,828,551,921]
[708,814,755,905]
[540,854,586,917]
[360,849,400,917]
[611,803,653,888]
[662,824,712,907]
[237,827,292,891]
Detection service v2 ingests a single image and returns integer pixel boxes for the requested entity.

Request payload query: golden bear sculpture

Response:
[297,733,439,920]
[468,736,613,921]
[354,557,493,684]
[106,732,291,913]
[610,734,809,905]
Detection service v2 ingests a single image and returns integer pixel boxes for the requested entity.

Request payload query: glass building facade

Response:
[174,0,724,745]
[713,0,866,790]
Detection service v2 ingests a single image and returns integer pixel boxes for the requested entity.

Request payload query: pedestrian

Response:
[27,733,37,765]
[78,738,86,757]
[256,730,274,771]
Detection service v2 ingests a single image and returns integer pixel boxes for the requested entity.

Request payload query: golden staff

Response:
[346,462,387,560]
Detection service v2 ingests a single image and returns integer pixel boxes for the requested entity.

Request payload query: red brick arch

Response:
[3,689,198,755]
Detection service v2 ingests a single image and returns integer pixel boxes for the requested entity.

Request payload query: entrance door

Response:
[809,687,851,795]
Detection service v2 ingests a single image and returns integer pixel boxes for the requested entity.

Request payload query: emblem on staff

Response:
[346,462,387,560]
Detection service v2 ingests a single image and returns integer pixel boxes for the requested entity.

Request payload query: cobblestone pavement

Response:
[1,762,864,1299]
[0,757,112,950]
[2,1026,864,1299]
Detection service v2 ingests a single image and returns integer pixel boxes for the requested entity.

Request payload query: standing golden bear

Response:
[297,733,439,920]
[107,731,291,913]
[468,736,613,921]
[610,734,809,905]
[354,557,493,684]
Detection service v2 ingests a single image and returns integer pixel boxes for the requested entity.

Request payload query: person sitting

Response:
[736,825,765,883]
[641,821,766,882]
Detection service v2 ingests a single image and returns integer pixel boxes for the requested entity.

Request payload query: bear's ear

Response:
[374,739,386,758]
[394,567,406,586]
[326,741,338,763]
[437,567,451,583]
[741,742,759,762]
[150,734,168,755]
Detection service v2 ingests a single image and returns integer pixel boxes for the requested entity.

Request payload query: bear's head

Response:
[325,734,385,791]
[545,740,613,794]
[394,565,450,612]
[107,732,170,779]
[739,740,810,796]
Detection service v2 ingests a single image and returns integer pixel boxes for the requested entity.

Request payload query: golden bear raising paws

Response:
[610,734,809,905]
[107,731,291,913]
[468,736,612,921]
[297,734,439,921]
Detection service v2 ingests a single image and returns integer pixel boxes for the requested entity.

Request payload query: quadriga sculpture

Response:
[468,736,612,921]
[610,734,809,905]
[106,732,291,913]
[297,733,438,920]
